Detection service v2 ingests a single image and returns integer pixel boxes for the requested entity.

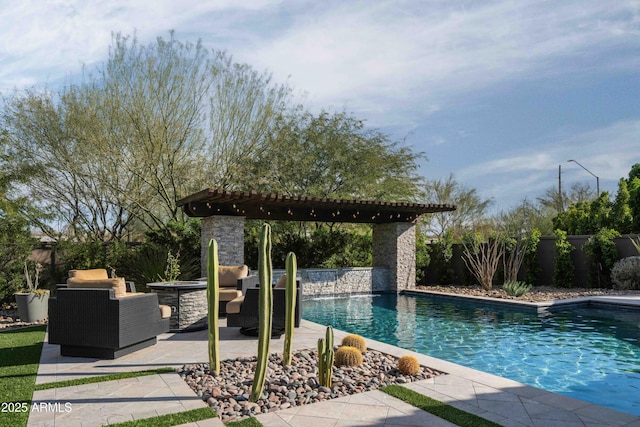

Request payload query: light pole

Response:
[567,159,600,197]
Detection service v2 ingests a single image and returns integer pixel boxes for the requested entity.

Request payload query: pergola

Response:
[177,188,455,290]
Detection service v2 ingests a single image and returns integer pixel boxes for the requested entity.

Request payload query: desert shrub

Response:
[397,355,420,375]
[334,346,363,367]
[611,256,640,290]
[341,334,367,353]
[427,231,455,285]
[415,233,431,285]
[523,228,541,286]
[582,228,620,288]
[503,280,532,297]
[553,229,575,288]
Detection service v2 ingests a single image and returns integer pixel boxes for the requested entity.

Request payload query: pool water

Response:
[302,293,640,416]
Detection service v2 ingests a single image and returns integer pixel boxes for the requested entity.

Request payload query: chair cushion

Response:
[159,305,172,319]
[68,269,109,280]
[67,277,127,299]
[274,274,287,289]
[219,265,249,287]
[219,288,242,301]
[226,296,244,314]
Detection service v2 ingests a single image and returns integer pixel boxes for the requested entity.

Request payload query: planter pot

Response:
[15,290,50,322]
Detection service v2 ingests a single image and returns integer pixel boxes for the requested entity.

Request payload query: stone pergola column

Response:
[372,222,416,291]
[200,215,245,276]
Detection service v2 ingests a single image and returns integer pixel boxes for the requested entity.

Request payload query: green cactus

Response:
[207,239,220,374]
[282,252,297,366]
[250,223,273,402]
[335,346,363,367]
[317,326,334,388]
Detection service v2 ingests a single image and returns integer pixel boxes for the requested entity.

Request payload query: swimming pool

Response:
[302,292,640,416]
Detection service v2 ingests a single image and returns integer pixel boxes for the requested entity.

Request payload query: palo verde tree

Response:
[1,32,292,241]
[420,174,493,239]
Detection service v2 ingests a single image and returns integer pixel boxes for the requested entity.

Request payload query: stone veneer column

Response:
[200,215,245,276]
[372,222,416,291]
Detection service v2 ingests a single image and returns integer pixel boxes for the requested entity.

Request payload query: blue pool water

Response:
[302,293,640,416]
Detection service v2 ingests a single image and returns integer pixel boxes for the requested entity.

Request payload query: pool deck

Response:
[28,294,640,427]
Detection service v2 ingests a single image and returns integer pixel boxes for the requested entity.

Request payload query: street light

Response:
[567,159,600,197]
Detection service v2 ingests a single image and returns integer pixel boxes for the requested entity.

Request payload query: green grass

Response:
[108,407,218,426]
[34,367,175,390]
[380,384,502,427]
[227,417,264,427]
[0,325,47,427]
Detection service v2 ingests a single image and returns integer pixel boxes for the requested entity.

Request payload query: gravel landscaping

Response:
[178,348,443,423]
[417,285,640,302]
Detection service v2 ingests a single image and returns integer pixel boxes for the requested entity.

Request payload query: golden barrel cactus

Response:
[341,334,367,353]
[398,355,420,375]
[334,346,363,367]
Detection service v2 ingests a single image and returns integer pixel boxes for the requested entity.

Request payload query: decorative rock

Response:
[178,348,444,423]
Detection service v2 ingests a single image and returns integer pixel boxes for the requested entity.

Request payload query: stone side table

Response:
[147,281,208,332]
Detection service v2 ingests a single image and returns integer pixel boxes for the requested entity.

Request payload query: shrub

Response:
[553,229,575,288]
[582,228,620,288]
[503,280,532,297]
[0,215,37,303]
[397,355,420,375]
[611,256,640,290]
[341,334,367,353]
[334,346,363,367]
[523,228,541,286]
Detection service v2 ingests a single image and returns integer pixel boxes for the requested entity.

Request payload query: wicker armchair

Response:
[48,288,170,359]
[226,280,301,338]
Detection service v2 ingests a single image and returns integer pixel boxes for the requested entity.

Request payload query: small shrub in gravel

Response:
[611,256,640,290]
[178,349,444,423]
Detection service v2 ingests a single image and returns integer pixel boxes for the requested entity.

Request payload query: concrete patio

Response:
[28,310,640,427]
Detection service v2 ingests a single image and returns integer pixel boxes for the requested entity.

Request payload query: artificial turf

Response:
[0,325,47,427]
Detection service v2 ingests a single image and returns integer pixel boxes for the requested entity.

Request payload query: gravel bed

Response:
[178,349,444,423]
[417,285,640,303]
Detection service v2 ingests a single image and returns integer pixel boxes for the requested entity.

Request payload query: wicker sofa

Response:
[48,269,170,359]
[226,276,301,338]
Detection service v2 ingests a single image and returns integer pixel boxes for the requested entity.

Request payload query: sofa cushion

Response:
[68,269,109,280]
[159,305,172,319]
[226,296,244,314]
[219,265,249,287]
[219,288,242,301]
[67,277,127,299]
[275,274,288,289]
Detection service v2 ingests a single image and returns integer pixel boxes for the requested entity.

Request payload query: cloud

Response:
[457,120,640,208]
[233,0,640,125]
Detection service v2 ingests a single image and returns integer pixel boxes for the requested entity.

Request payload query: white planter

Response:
[15,290,50,322]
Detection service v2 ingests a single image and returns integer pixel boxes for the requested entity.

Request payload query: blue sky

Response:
[2,0,640,212]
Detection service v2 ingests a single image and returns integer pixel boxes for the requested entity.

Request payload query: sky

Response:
[2,0,640,212]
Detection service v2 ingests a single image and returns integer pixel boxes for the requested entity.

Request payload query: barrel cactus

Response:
[398,355,420,375]
[341,334,367,353]
[335,346,363,367]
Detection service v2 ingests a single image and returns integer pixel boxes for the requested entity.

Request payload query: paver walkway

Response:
[28,299,640,427]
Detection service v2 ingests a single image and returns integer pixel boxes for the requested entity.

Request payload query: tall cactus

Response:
[282,252,297,366]
[317,326,334,388]
[250,223,273,402]
[207,239,220,374]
